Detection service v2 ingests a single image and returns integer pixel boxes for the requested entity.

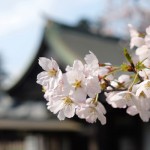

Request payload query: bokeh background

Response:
[0,0,150,150]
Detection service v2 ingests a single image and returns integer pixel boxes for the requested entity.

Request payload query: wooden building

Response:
[0,20,146,150]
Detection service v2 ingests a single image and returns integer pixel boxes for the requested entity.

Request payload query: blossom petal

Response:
[84,51,98,65]
[58,110,65,120]
[97,113,106,125]
[127,106,138,116]
[39,57,51,71]
[64,104,76,118]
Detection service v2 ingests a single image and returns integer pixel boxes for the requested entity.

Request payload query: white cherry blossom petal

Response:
[86,76,101,98]
[84,51,99,65]
[127,106,138,116]
[64,104,76,118]
[136,80,150,98]
[58,111,65,120]
[146,26,150,35]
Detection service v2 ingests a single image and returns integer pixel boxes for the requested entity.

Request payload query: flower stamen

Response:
[63,97,73,105]
[139,91,146,99]
[72,80,82,90]
[144,81,150,89]
[123,93,132,101]
[48,68,57,77]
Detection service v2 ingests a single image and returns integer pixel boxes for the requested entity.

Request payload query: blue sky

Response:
[0,0,148,89]
[0,0,105,88]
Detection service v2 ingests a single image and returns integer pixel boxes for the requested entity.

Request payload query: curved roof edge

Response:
[5,19,124,97]
[7,32,48,96]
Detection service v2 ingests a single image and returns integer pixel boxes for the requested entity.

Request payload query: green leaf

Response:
[124,48,133,64]
[135,61,146,71]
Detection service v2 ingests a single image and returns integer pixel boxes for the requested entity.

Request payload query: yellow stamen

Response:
[123,93,132,101]
[145,81,150,89]
[48,68,57,77]
[72,80,82,90]
[139,91,146,99]
[63,97,73,105]
[138,33,146,38]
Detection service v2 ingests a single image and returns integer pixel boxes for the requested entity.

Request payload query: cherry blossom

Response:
[139,68,150,80]
[37,24,150,124]
[46,85,77,120]
[65,60,84,72]
[128,24,145,49]
[106,91,137,109]
[145,26,150,48]
[37,57,62,90]
[118,74,132,88]
[85,76,101,98]
[127,92,150,122]
[136,80,150,98]
[127,106,150,122]
[63,70,87,101]
[76,97,106,124]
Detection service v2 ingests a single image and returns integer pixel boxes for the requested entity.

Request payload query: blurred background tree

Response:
[97,0,150,37]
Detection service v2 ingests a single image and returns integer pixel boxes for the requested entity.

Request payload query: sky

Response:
[0,0,105,89]
[0,0,148,89]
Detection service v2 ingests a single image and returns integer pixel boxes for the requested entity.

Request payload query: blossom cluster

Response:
[37,24,150,124]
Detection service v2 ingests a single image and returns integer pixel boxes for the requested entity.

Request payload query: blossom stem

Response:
[93,94,99,103]
[96,93,98,101]
[103,88,127,93]
[124,48,143,82]
[103,78,127,92]
[128,73,138,91]
[103,67,121,79]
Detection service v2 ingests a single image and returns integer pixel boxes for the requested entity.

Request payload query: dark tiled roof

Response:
[7,20,124,99]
